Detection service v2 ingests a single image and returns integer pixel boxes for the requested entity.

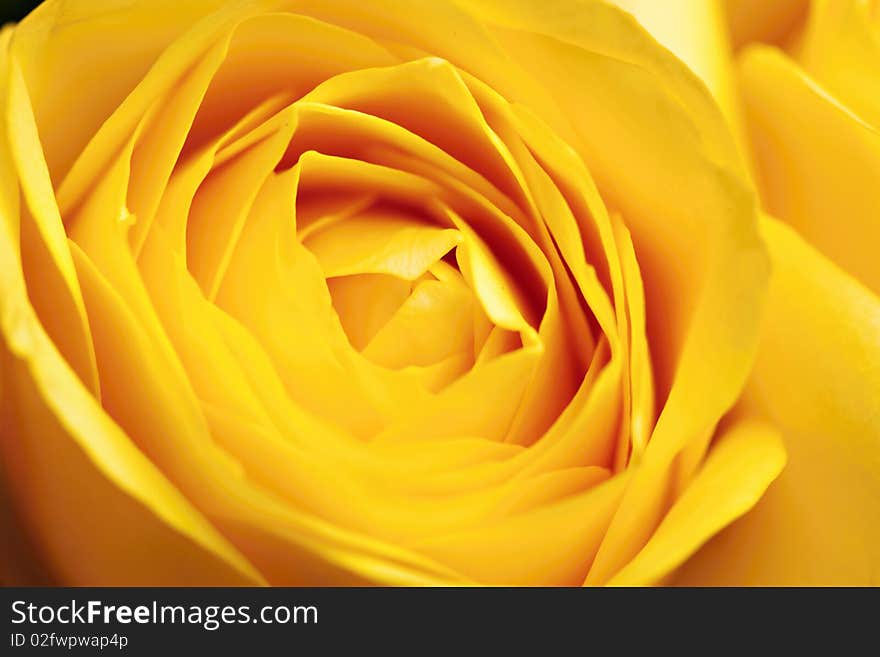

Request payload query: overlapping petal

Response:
[675,217,880,585]
[738,44,880,295]
[0,26,263,585]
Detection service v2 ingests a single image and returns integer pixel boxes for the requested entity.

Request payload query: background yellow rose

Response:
[0,0,877,586]
[618,0,880,585]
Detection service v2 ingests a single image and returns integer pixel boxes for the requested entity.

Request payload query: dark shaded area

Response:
[1,0,42,25]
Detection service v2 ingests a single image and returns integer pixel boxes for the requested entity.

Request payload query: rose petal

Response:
[739,45,880,294]
[303,207,462,281]
[607,0,750,161]
[609,417,786,585]
[415,472,630,585]
[327,273,414,351]
[723,0,808,49]
[460,1,769,583]
[0,46,261,582]
[5,43,98,396]
[12,0,233,188]
[0,337,262,586]
[362,279,474,368]
[799,0,880,129]
[186,111,297,298]
[674,217,880,585]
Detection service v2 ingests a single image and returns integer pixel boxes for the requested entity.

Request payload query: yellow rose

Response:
[0,0,875,586]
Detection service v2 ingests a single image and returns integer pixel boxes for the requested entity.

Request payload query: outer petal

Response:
[609,417,785,585]
[738,45,880,295]
[607,0,751,168]
[799,0,880,129]
[0,338,263,586]
[675,217,880,585]
[0,20,262,586]
[10,0,229,187]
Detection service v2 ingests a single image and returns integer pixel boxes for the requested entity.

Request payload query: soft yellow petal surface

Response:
[739,45,880,294]
[5,48,98,396]
[675,217,880,585]
[799,0,880,128]
[610,417,785,585]
[608,0,751,166]
[0,18,269,586]
[724,0,809,49]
